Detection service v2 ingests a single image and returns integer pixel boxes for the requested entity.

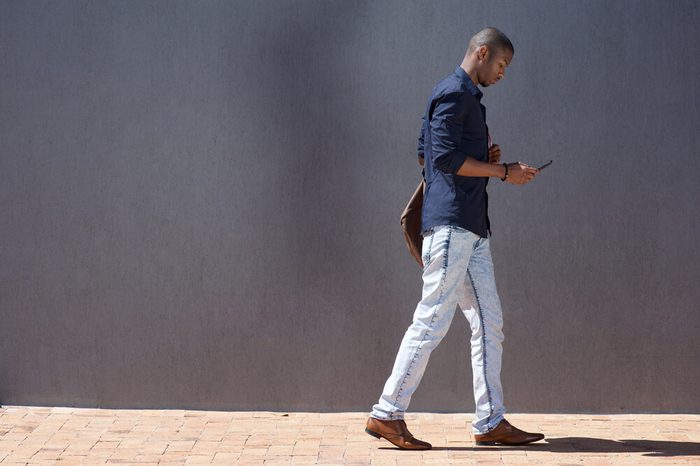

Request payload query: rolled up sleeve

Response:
[429,91,469,174]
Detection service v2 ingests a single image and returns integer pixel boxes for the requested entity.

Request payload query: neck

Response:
[460,59,479,88]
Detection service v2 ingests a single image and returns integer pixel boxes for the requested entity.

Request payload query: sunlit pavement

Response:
[1,407,699,464]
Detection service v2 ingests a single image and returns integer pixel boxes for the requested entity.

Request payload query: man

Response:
[365,27,545,449]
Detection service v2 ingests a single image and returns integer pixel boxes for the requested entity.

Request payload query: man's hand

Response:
[418,155,425,167]
[488,144,501,164]
[506,162,538,185]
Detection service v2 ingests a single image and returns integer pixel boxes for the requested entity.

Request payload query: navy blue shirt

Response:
[418,66,491,238]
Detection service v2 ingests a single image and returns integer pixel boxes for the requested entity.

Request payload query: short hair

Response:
[467,27,514,57]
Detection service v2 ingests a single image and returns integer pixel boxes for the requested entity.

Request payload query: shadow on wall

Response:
[223,3,380,309]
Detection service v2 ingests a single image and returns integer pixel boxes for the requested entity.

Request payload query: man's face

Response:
[479,48,512,87]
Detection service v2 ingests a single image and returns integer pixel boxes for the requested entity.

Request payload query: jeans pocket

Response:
[451,225,480,242]
[421,233,434,269]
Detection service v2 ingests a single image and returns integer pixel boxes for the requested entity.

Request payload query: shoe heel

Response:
[365,428,381,439]
[475,441,497,446]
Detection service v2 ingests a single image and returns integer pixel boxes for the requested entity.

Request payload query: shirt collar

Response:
[454,65,483,100]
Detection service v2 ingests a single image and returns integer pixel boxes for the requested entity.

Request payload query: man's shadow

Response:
[382,437,700,457]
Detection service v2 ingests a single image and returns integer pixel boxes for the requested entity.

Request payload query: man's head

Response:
[462,27,514,87]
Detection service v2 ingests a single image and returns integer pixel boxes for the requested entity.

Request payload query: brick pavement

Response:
[0,406,699,464]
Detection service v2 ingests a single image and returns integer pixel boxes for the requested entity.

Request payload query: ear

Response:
[477,45,489,62]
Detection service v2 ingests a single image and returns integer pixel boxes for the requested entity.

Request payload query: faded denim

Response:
[370,224,506,434]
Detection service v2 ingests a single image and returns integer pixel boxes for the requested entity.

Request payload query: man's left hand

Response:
[488,144,501,164]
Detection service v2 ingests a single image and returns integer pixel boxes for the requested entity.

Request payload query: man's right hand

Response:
[505,162,538,185]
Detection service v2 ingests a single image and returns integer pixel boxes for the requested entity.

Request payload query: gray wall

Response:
[1,0,698,413]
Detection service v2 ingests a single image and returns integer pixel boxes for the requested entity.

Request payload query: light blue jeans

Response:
[370,224,506,434]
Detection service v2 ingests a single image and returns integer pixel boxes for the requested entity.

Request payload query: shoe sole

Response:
[475,437,545,446]
[364,428,431,450]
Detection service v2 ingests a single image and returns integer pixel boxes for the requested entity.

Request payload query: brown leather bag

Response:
[400,178,426,267]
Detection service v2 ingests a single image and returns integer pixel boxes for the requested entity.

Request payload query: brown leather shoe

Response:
[474,419,545,446]
[365,416,432,450]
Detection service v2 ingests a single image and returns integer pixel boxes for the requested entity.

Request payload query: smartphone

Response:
[537,160,553,171]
